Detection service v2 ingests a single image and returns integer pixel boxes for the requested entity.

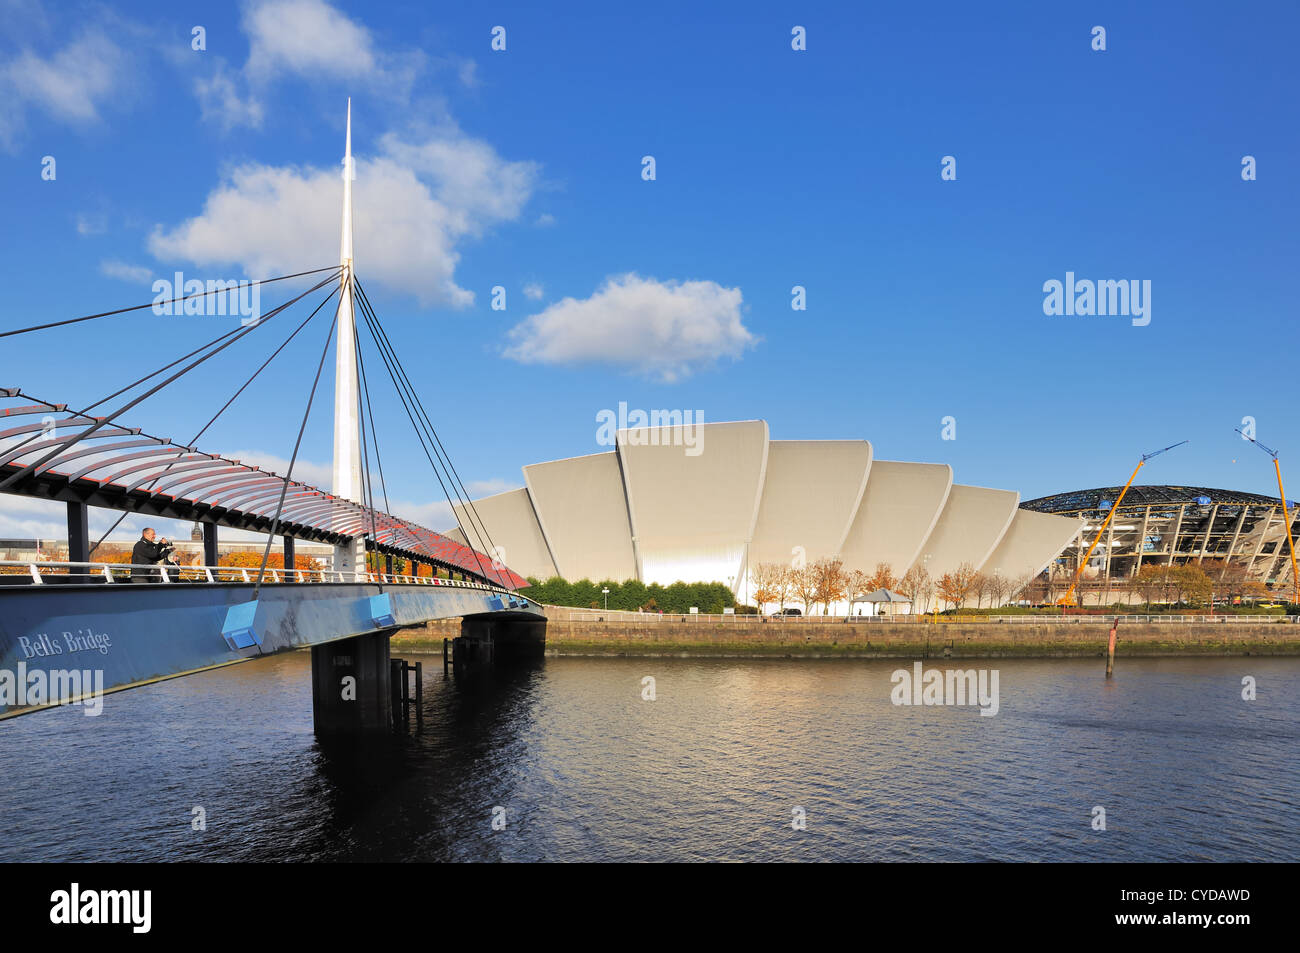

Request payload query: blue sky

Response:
[1,0,1297,540]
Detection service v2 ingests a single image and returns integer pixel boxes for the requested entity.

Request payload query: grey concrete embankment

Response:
[391,611,1300,658]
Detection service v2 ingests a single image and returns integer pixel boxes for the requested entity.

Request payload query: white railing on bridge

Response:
[0,560,530,602]
[544,606,1299,625]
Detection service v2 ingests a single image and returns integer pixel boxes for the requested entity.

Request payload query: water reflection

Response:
[0,653,1295,862]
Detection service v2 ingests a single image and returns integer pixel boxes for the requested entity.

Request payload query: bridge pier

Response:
[456,616,547,669]
[311,630,393,733]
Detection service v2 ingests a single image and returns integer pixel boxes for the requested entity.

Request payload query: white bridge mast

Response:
[333,99,366,574]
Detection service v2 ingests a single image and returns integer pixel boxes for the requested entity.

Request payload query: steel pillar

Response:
[66,501,89,564]
[283,535,296,571]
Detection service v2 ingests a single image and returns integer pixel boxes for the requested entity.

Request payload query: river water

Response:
[0,654,1295,862]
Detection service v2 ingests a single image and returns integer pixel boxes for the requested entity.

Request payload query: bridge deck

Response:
[0,573,542,720]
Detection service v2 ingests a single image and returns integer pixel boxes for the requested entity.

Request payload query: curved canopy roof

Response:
[0,387,525,588]
[1023,485,1283,512]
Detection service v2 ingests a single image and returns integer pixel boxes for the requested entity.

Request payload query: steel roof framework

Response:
[0,388,524,587]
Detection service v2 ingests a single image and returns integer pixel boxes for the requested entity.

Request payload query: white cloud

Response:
[523,282,544,301]
[3,32,125,122]
[466,478,520,497]
[195,61,265,131]
[535,213,556,227]
[99,259,153,283]
[243,0,383,83]
[0,29,130,147]
[76,213,107,236]
[0,495,188,544]
[386,477,518,533]
[221,449,333,492]
[503,274,755,382]
[148,129,537,305]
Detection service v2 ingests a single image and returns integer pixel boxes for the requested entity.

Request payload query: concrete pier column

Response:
[311,631,392,733]
[457,616,547,667]
[66,502,89,564]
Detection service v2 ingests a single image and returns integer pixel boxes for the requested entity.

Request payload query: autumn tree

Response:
[866,562,896,593]
[936,573,960,611]
[811,556,849,615]
[1242,580,1271,603]
[1167,564,1212,607]
[949,562,978,608]
[1129,563,1166,609]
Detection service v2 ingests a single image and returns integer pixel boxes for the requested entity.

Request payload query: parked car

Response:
[774,607,802,616]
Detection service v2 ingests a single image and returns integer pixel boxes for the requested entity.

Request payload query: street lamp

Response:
[602,587,610,611]
[923,553,932,615]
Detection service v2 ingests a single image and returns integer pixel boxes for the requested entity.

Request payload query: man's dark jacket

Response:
[130,538,168,582]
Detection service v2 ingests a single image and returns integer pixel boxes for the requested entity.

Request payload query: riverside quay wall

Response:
[389,607,1300,658]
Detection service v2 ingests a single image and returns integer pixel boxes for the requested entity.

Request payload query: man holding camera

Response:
[130,527,175,583]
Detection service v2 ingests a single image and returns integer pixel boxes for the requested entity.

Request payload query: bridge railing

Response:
[0,560,532,603]
[543,605,1299,625]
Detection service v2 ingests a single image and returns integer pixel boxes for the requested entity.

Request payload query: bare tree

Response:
[986,571,1009,609]
[751,562,785,614]
[1011,571,1038,606]
[846,568,871,614]
[791,565,818,615]
[901,563,933,613]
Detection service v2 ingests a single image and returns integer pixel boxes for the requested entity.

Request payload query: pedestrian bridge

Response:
[0,105,546,731]
[0,560,545,725]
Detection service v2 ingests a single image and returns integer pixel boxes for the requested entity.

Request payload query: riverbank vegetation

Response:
[524,577,737,613]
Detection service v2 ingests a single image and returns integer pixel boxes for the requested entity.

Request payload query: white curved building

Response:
[446,420,1081,600]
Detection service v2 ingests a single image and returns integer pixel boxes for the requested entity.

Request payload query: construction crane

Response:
[1234,429,1300,603]
[1057,440,1188,608]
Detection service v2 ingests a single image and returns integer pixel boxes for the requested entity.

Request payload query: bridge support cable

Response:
[354,279,510,588]
[356,297,486,582]
[76,267,343,419]
[0,265,342,340]
[0,270,342,493]
[1,271,340,487]
[355,279,500,564]
[253,299,341,595]
[350,282,493,585]
[347,284,483,579]
[349,276,384,590]
[355,316,391,518]
[86,284,342,557]
[2,320,255,468]
[357,281,505,581]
